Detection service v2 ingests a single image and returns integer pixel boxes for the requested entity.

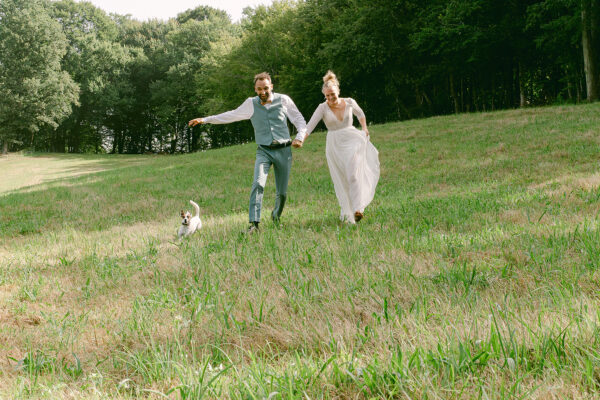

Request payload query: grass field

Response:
[1,103,600,399]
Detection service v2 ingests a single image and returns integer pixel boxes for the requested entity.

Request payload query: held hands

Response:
[292,139,303,148]
[188,118,205,127]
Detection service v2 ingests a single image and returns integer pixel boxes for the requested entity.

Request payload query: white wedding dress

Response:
[305,98,380,223]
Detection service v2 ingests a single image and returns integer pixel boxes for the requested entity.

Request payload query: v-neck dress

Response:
[305,98,380,223]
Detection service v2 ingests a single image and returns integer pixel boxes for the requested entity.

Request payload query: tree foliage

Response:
[0,0,79,153]
[0,0,598,154]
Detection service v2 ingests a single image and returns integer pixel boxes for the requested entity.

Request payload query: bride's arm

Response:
[349,98,369,136]
[358,117,369,136]
[293,104,323,146]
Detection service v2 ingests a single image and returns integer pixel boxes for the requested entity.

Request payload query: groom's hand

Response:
[292,139,303,148]
[188,118,205,127]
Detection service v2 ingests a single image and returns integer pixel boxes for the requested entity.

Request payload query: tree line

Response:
[0,0,598,155]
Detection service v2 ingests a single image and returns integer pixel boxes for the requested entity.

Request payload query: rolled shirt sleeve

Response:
[281,94,307,141]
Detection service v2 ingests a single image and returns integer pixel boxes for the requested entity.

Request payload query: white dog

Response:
[178,200,202,238]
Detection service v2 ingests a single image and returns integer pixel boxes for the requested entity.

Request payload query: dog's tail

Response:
[189,200,200,217]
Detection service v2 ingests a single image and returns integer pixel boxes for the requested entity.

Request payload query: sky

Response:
[79,0,275,23]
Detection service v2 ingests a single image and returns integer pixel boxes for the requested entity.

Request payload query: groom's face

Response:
[255,79,273,102]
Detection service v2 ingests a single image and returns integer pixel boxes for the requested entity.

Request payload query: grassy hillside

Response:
[1,103,600,398]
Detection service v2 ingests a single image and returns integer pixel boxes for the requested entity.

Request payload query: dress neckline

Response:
[326,99,347,122]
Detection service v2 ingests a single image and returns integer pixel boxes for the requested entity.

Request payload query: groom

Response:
[189,72,307,233]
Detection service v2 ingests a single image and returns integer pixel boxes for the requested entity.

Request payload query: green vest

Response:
[250,94,290,146]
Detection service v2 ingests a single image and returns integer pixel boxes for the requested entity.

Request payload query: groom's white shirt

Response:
[204,93,307,143]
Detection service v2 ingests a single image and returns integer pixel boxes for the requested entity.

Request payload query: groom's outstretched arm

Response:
[189,98,254,127]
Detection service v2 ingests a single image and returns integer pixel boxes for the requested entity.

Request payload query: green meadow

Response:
[1,103,600,399]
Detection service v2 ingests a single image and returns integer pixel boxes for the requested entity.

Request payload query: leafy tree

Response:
[0,0,79,154]
[581,0,600,100]
[526,0,583,103]
[307,0,420,120]
[176,5,230,24]
[2,0,588,154]
[152,8,237,153]
[117,18,177,153]
[51,1,140,153]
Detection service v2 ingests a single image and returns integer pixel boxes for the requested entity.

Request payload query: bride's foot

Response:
[354,211,364,222]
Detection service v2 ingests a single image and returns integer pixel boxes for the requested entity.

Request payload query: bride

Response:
[292,71,380,223]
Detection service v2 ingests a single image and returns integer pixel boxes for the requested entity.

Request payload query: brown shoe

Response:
[354,211,364,222]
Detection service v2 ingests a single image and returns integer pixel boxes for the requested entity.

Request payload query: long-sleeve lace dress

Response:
[304,98,380,223]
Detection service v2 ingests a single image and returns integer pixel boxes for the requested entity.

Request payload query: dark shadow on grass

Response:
[21,151,149,165]
[1,153,149,196]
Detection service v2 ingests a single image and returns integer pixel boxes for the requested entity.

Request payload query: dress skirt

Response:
[325,126,380,223]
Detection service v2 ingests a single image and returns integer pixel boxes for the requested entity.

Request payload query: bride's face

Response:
[324,87,340,105]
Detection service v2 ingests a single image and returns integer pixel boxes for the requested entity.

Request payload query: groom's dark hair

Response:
[254,72,271,84]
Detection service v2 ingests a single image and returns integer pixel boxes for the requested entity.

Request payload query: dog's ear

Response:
[180,210,184,217]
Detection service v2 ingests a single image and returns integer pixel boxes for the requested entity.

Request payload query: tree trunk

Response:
[460,78,464,112]
[518,63,526,107]
[575,72,583,103]
[491,76,496,111]
[566,67,573,100]
[2,140,7,155]
[582,0,600,101]
[53,131,65,152]
[450,73,460,114]
[170,126,178,154]
[69,123,80,153]
[111,131,118,154]
[118,132,125,154]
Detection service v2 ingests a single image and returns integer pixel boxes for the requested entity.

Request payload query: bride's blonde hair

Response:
[322,70,340,94]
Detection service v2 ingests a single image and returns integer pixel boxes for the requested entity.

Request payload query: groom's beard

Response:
[259,92,270,102]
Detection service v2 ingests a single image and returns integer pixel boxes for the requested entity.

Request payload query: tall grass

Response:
[1,103,600,398]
